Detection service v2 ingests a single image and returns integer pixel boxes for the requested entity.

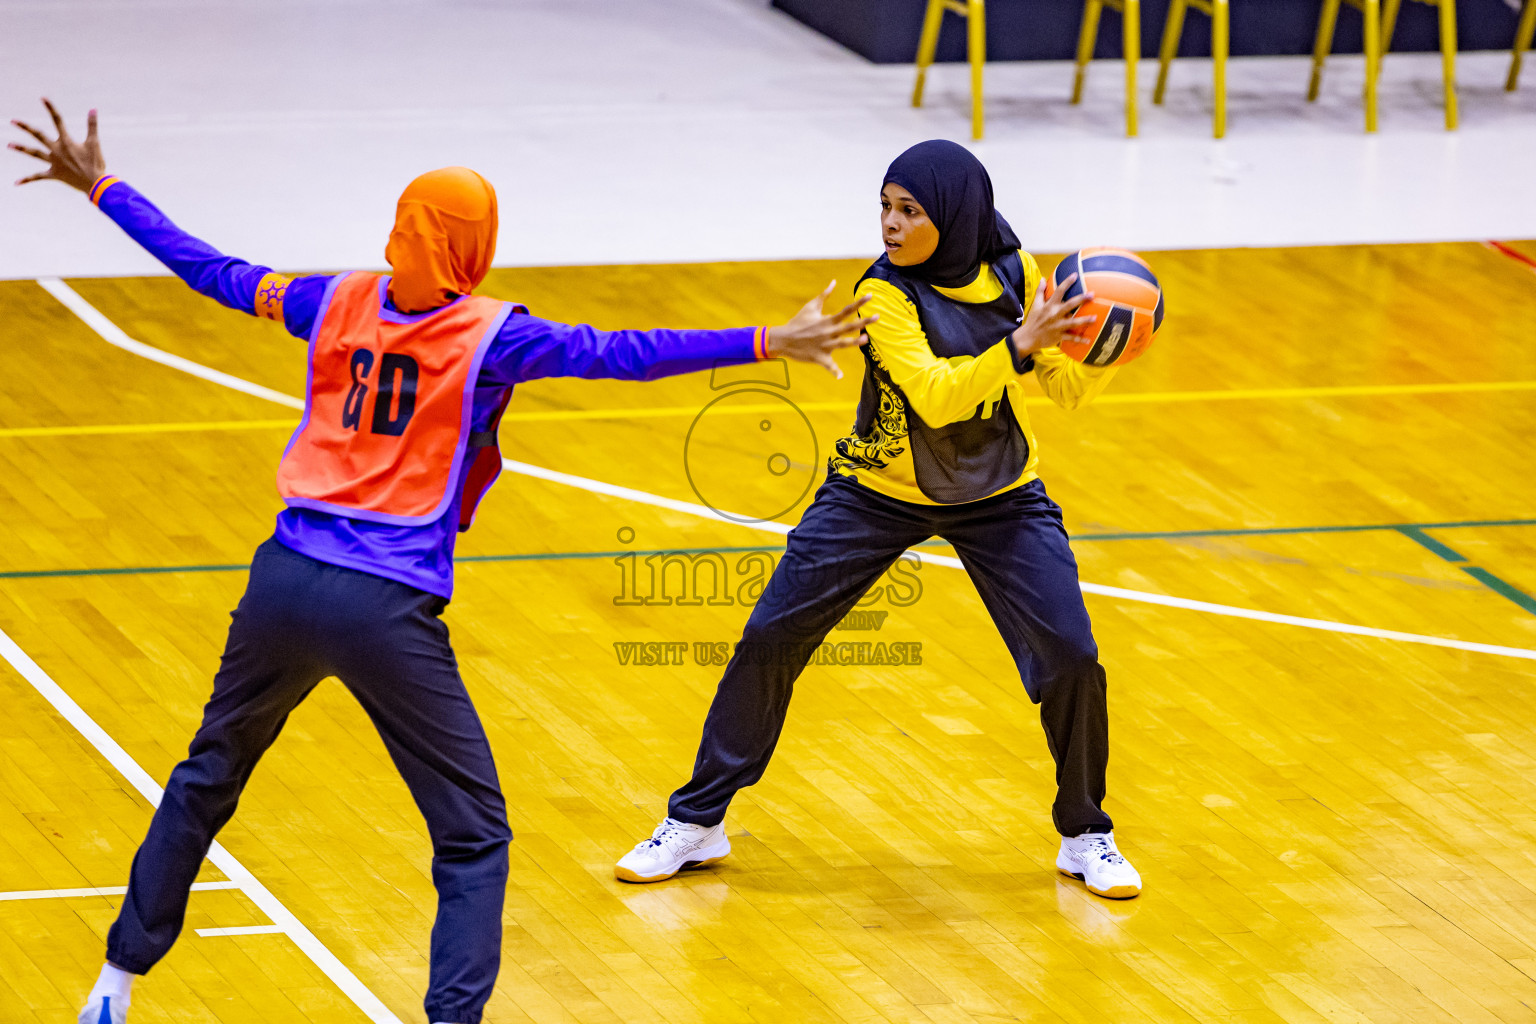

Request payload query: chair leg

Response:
[1073,0,1104,104]
[1212,0,1229,137]
[1364,0,1380,131]
[1508,0,1534,91]
[1155,0,1189,105]
[969,0,987,139]
[912,0,948,107]
[1439,0,1458,130]
[1309,0,1343,102]
[1382,0,1403,54]
[1125,0,1140,136]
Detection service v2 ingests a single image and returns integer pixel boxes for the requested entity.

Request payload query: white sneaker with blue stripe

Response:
[79,994,127,1024]
[615,817,730,882]
[1057,831,1142,899]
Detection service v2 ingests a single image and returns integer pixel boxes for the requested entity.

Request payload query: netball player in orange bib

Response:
[10,100,873,1024]
[617,140,1145,901]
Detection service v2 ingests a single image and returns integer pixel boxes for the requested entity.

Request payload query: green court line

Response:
[3,515,1534,583]
[1393,526,1469,563]
[459,546,779,564]
[0,562,251,580]
[0,548,784,581]
[1389,525,1536,617]
[1462,568,1536,617]
[5,375,1536,439]
[1070,517,1536,542]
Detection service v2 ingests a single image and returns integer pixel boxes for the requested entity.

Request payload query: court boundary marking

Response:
[30,275,1536,659]
[1393,526,1536,616]
[0,881,240,902]
[195,924,288,938]
[0,879,294,942]
[6,365,1536,442]
[0,627,404,1023]
[4,516,1535,615]
[37,278,305,410]
[502,459,1536,661]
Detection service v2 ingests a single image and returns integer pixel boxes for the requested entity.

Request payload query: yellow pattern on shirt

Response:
[253,272,292,322]
[831,251,1116,505]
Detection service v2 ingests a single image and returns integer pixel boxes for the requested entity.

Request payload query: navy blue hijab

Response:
[883,140,1020,289]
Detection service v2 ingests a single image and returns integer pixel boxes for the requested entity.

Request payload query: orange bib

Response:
[276,272,519,527]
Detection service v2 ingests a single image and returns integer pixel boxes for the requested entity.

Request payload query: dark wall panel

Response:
[772,0,1522,64]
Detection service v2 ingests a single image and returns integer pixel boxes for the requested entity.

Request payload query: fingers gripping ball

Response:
[1044,248,1164,367]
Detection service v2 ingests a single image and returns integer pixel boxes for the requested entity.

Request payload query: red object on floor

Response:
[1485,239,1536,272]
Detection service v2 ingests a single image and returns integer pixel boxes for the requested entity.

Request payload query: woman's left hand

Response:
[9,99,106,191]
[767,281,877,379]
[1011,275,1096,360]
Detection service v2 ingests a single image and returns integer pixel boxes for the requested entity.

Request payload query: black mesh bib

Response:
[855,252,1031,504]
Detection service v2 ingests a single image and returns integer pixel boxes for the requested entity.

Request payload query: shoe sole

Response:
[614,845,730,884]
[1058,868,1141,900]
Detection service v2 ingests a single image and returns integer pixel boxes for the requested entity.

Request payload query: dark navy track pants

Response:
[669,473,1114,838]
[107,538,510,1024]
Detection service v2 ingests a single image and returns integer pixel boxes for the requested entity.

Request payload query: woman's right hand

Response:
[1011,274,1096,360]
[766,281,877,379]
[9,99,106,191]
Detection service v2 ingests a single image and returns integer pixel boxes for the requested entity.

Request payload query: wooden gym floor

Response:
[1,240,1535,1024]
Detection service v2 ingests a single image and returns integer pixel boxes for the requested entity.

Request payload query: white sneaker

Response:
[79,995,128,1024]
[615,817,730,883]
[1057,831,1142,899]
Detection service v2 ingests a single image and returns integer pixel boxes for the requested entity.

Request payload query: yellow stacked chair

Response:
[912,0,1143,139]
[1152,0,1232,137]
[1510,0,1535,90]
[1308,0,1383,132]
[911,0,989,139]
[1381,0,1460,129]
[1071,0,1143,137]
[912,0,1498,139]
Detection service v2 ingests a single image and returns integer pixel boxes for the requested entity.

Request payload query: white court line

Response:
[36,278,304,411]
[0,881,239,902]
[507,459,1536,662]
[0,627,403,1024]
[41,278,1536,666]
[502,458,791,535]
[196,924,287,938]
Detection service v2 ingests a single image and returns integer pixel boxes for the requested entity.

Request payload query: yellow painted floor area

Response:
[1,239,1535,1023]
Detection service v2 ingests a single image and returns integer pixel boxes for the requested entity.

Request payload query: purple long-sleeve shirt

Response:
[93,179,761,597]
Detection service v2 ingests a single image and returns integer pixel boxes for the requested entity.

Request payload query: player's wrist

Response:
[87,172,119,205]
[1003,331,1035,373]
[765,323,796,360]
[1010,325,1040,356]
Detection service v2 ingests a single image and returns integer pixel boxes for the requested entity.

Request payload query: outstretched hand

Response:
[766,281,876,380]
[9,99,105,191]
[1012,274,1096,360]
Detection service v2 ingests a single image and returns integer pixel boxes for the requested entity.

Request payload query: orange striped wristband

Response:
[753,326,771,360]
[88,174,121,206]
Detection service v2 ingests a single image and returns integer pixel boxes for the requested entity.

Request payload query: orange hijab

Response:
[384,167,498,314]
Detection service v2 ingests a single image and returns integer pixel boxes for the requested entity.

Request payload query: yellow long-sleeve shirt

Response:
[830,251,1116,505]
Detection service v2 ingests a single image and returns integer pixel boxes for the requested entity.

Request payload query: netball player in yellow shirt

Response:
[617,139,1142,900]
